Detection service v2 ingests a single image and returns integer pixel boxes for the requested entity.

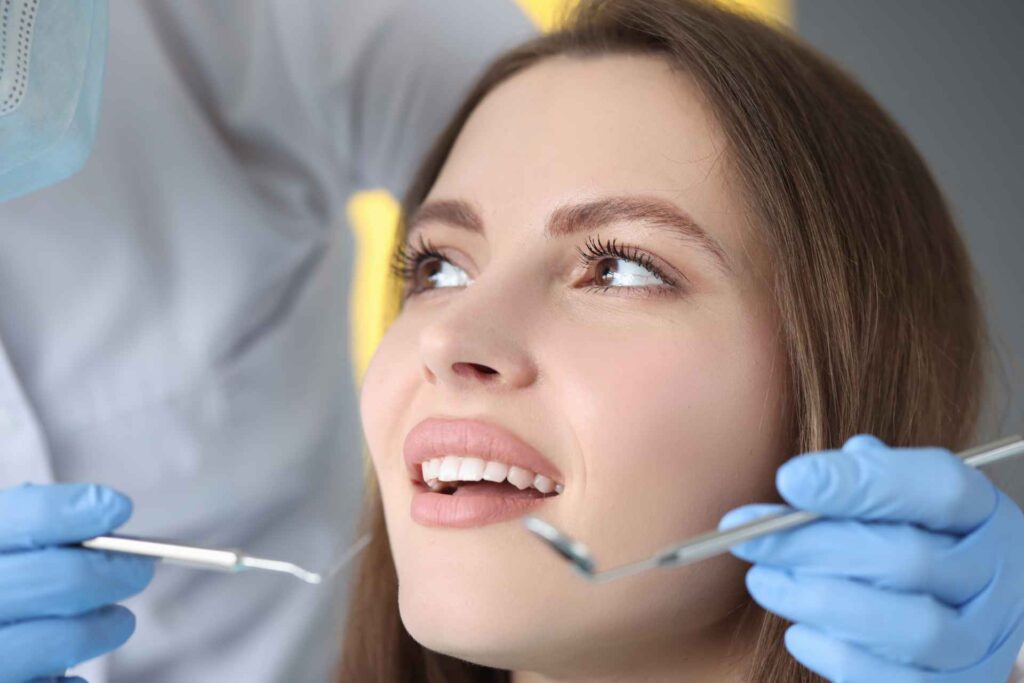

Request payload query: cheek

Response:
[360,320,415,461]
[358,319,431,602]
[550,301,787,580]
[474,303,789,654]
[359,319,424,527]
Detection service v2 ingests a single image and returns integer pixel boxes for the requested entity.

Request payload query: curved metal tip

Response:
[238,556,323,584]
[293,568,323,585]
[522,516,596,575]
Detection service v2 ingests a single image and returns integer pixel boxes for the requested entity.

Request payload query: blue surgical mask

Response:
[0,0,108,202]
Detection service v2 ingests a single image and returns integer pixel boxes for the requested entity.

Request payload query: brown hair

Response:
[338,1,986,680]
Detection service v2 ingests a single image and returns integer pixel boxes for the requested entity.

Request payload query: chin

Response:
[396,573,569,672]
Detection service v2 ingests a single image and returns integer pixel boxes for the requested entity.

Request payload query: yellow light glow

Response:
[346,190,401,385]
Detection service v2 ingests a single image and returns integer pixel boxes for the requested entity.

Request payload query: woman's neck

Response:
[510,602,760,683]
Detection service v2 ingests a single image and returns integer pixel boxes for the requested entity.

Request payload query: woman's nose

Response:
[418,307,538,390]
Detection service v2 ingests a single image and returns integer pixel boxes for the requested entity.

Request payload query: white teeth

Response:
[457,457,485,482]
[506,466,534,490]
[426,459,441,482]
[419,455,563,494]
[438,455,461,482]
[482,461,509,482]
[421,458,442,484]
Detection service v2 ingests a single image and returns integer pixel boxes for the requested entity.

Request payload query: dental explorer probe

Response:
[78,532,373,585]
[524,435,1024,584]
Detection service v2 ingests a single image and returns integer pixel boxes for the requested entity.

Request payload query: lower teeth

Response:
[427,479,561,497]
[437,484,556,499]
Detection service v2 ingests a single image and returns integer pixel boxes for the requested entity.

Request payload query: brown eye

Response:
[589,256,663,289]
[576,234,680,294]
[413,256,470,291]
[594,258,618,287]
[416,258,442,287]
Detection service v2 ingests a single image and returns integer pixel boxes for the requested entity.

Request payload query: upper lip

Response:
[403,417,564,485]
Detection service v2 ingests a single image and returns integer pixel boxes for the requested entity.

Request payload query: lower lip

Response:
[410,484,554,528]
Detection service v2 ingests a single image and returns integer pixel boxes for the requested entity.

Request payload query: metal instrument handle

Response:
[80,535,243,572]
[658,435,1024,569]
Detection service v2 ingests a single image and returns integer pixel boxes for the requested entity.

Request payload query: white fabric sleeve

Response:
[136,0,533,223]
[340,0,536,199]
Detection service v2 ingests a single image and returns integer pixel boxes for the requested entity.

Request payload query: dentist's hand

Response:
[0,483,154,683]
[719,435,1024,683]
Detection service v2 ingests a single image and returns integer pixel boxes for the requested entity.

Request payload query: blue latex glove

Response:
[0,483,154,683]
[720,434,1024,683]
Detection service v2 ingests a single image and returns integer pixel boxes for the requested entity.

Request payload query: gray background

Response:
[796,0,1023,497]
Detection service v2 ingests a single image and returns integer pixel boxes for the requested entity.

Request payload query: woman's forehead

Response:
[428,53,746,256]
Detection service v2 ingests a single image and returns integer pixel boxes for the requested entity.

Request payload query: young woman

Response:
[339,1,1024,681]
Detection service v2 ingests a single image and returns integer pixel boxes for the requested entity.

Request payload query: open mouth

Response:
[419,456,564,499]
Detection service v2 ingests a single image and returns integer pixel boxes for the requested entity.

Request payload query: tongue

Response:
[450,481,546,499]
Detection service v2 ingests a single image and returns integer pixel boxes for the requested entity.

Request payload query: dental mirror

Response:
[524,435,1024,584]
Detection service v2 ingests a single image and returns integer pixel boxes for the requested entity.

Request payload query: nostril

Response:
[451,362,499,380]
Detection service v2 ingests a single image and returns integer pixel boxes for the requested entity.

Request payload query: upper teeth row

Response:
[421,455,564,494]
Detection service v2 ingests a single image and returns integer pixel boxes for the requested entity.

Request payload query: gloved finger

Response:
[783,624,935,683]
[776,434,997,534]
[722,504,992,606]
[745,566,988,671]
[947,488,1024,647]
[0,605,136,682]
[0,547,154,622]
[0,483,132,552]
[784,619,1024,683]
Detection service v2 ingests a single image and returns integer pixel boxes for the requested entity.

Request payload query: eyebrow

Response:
[406,196,730,272]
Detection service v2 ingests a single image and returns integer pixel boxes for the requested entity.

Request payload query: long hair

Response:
[338,1,986,680]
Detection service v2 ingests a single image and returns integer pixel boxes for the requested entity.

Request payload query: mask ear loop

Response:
[0,0,110,202]
[0,0,41,116]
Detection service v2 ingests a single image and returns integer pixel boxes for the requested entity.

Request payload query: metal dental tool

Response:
[79,532,373,585]
[524,435,1024,584]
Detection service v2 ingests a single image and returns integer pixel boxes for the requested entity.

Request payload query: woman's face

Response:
[360,54,789,678]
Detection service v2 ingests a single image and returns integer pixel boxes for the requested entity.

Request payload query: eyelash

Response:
[390,233,680,298]
[575,234,679,293]
[390,235,445,286]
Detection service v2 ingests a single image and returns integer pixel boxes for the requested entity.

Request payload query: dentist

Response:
[0,1,534,681]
